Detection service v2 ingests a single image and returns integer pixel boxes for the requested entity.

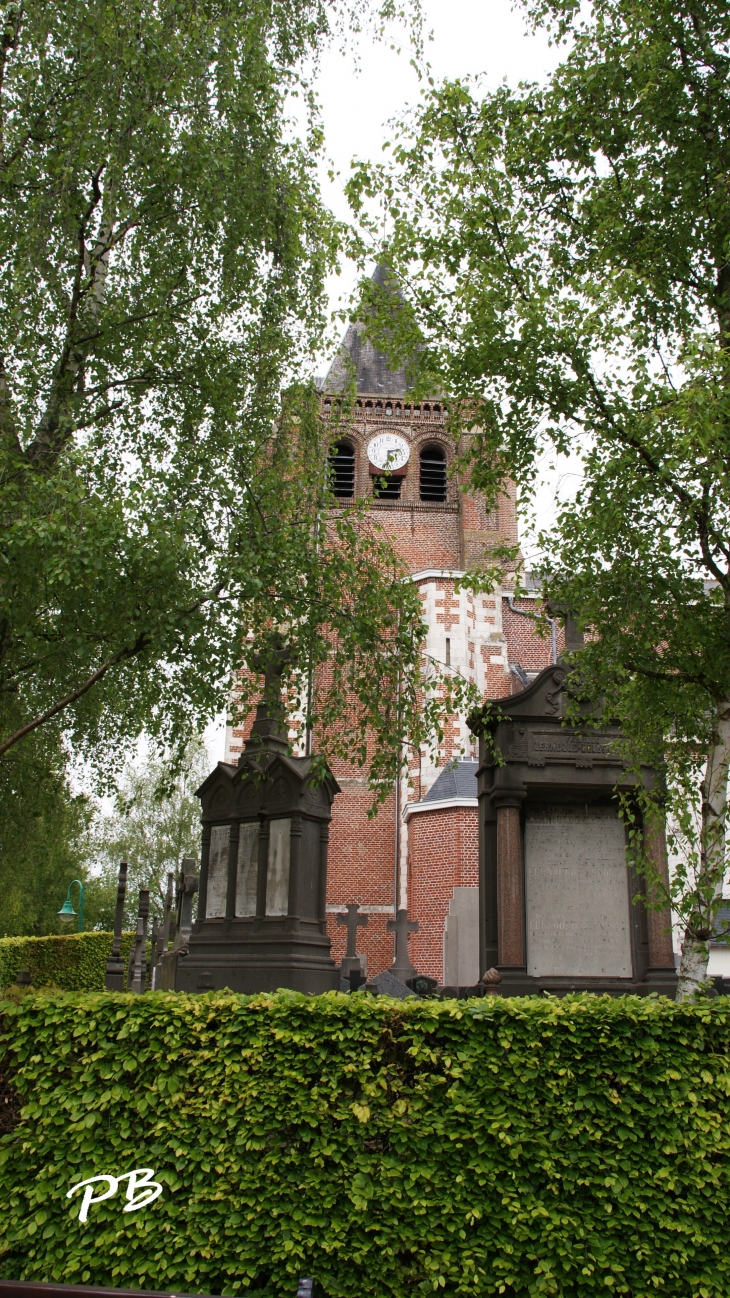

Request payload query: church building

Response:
[225,279,557,986]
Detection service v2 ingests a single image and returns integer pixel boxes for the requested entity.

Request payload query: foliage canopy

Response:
[0,0,448,802]
[347,0,730,982]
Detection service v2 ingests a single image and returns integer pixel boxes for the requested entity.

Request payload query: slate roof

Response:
[421,758,479,803]
[324,265,411,395]
[711,903,730,945]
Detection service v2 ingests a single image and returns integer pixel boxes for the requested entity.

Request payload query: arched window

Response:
[419,444,447,502]
[329,440,355,498]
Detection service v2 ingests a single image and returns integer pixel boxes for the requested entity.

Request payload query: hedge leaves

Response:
[0,991,729,1296]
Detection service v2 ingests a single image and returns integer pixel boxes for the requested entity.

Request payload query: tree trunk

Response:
[676,695,730,1000]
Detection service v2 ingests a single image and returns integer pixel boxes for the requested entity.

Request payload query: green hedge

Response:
[0,991,729,1297]
[0,931,135,991]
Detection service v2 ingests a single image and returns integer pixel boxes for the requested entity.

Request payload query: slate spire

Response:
[324,264,411,395]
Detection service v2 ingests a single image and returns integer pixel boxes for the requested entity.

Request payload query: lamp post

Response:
[58,880,85,933]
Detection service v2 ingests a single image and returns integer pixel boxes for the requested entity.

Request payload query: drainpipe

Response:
[507,595,558,666]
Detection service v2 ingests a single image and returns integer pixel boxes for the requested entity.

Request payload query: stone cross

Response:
[174,858,199,951]
[130,888,150,994]
[387,907,419,983]
[105,861,128,991]
[148,916,159,989]
[337,904,368,958]
[158,871,175,956]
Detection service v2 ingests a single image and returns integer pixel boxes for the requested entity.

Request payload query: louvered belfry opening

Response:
[329,440,355,498]
[372,472,402,500]
[419,444,447,502]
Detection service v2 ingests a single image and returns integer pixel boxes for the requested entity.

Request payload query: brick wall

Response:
[408,806,480,980]
[219,395,558,987]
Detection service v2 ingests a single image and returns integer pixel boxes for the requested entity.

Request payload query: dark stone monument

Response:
[148,916,159,989]
[469,629,677,998]
[341,965,367,992]
[175,638,341,995]
[159,861,199,991]
[129,888,150,994]
[337,903,368,980]
[105,861,128,991]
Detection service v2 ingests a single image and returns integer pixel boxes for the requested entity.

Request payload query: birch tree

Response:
[347,0,730,990]
[0,0,455,800]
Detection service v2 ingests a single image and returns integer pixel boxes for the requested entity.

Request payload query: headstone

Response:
[407,974,438,996]
[387,908,419,982]
[159,863,198,991]
[337,903,368,979]
[148,916,159,989]
[443,887,479,986]
[159,871,175,953]
[340,966,366,993]
[469,638,678,998]
[372,969,418,999]
[15,968,31,988]
[104,861,128,991]
[130,889,150,994]
[525,806,632,978]
[174,634,341,995]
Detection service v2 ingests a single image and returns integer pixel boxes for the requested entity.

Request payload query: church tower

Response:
[225,270,557,985]
[320,273,557,985]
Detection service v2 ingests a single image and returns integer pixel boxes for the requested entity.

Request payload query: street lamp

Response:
[58,880,85,933]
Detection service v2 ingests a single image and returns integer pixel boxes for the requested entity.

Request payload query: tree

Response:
[89,738,211,926]
[0,731,105,935]
[0,0,444,804]
[347,0,730,992]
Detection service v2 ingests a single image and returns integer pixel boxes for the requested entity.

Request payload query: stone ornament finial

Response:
[482,967,501,996]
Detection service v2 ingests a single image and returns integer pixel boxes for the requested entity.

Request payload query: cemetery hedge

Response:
[0,992,729,1297]
[0,932,135,991]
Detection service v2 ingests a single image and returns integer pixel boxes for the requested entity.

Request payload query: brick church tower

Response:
[226,271,556,985]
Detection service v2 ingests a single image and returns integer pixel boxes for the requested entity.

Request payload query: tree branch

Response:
[0,579,227,759]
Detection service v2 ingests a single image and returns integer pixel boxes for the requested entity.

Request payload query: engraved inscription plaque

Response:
[525,806,632,978]
[207,825,230,919]
[266,818,291,916]
[236,822,259,917]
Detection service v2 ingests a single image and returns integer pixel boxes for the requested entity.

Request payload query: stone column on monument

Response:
[643,817,676,973]
[495,795,525,968]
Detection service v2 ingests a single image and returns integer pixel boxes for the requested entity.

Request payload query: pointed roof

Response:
[324,264,411,395]
[422,758,479,802]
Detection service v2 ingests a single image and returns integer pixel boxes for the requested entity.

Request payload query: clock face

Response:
[367,432,410,471]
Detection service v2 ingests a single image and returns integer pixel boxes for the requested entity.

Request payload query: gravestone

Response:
[175,637,340,995]
[337,903,368,979]
[469,625,677,998]
[525,806,632,978]
[387,907,419,982]
[105,861,128,991]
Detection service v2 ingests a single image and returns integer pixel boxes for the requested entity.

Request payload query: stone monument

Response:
[468,624,677,998]
[175,637,341,994]
[337,904,368,980]
[105,861,128,991]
